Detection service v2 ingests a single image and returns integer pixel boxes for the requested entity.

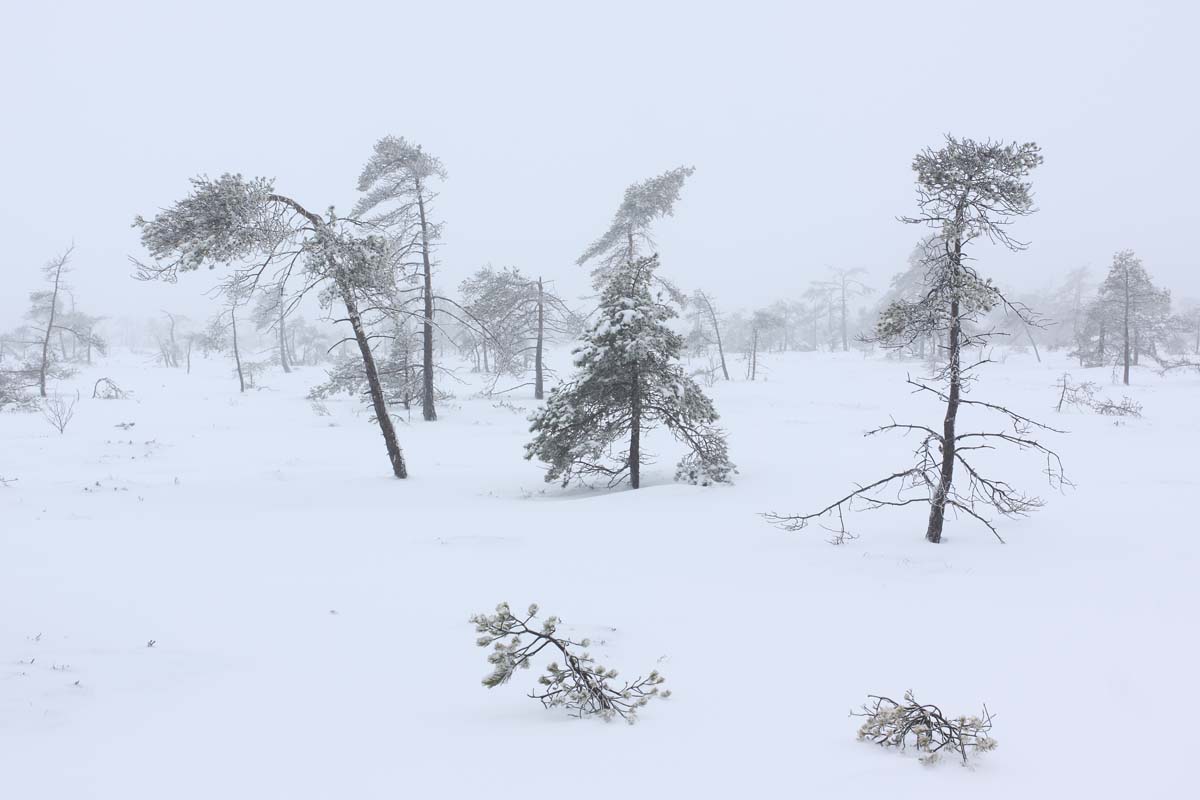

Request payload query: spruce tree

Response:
[526,255,734,489]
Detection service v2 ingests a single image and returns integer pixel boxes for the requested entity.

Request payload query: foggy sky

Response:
[2,0,1197,327]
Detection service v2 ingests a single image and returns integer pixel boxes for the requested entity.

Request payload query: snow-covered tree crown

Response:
[353,135,446,220]
[574,256,680,371]
[902,136,1042,251]
[576,166,695,286]
[133,174,285,279]
[133,174,396,303]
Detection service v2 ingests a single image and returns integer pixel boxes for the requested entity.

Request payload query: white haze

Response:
[2,0,1198,325]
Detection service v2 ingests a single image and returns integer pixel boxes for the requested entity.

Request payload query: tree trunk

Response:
[38,256,67,398]
[231,307,245,393]
[840,282,849,352]
[535,277,545,400]
[748,328,759,381]
[278,285,291,374]
[699,293,730,380]
[1023,322,1041,362]
[926,228,968,546]
[339,279,407,478]
[926,298,960,544]
[416,186,437,421]
[1123,268,1131,385]
[629,364,641,489]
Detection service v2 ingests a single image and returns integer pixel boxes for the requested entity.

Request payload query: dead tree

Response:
[692,290,731,380]
[252,282,293,373]
[815,267,872,351]
[33,246,74,397]
[134,173,408,478]
[768,136,1066,544]
[459,266,579,399]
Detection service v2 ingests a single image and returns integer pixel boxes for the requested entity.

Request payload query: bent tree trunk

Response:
[699,292,730,381]
[231,307,246,393]
[926,299,960,544]
[339,279,408,479]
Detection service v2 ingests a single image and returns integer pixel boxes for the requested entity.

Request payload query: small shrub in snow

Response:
[1054,373,1100,412]
[470,602,668,723]
[1092,396,1142,418]
[1054,373,1142,418]
[854,691,996,765]
[42,391,78,434]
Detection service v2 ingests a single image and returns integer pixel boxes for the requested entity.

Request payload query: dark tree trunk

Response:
[416,185,437,421]
[926,232,968,545]
[748,327,759,381]
[339,279,407,478]
[926,298,960,544]
[629,364,641,489]
[1123,268,1131,386]
[535,276,545,400]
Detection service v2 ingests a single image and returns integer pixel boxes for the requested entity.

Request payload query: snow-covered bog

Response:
[2,345,1197,798]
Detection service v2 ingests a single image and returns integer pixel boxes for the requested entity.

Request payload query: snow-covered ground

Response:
[2,348,1195,798]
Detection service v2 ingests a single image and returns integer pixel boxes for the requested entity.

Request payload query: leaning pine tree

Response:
[526,255,734,489]
[768,136,1067,543]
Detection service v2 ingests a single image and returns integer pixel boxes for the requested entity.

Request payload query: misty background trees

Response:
[3,127,1195,536]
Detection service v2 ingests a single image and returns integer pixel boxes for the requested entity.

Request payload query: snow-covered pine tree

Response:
[354,136,446,422]
[525,254,734,489]
[768,136,1067,544]
[1088,250,1170,384]
[576,166,695,293]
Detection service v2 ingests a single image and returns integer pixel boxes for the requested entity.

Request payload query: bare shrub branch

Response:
[854,690,997,765]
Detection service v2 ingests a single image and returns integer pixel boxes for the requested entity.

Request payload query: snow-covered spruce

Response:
[471,603,668,723]
[525,255,734,489]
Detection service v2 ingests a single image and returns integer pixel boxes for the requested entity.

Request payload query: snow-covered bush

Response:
[470,602,668,723]
[854,691,996,765]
